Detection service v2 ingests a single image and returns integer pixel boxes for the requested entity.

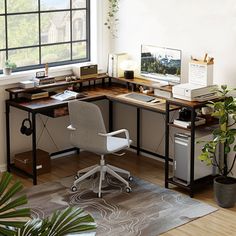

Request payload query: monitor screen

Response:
[141,45,181,84]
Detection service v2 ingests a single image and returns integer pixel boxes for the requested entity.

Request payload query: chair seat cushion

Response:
[107,136,132,153]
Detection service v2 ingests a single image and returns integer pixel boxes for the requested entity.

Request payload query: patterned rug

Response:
[23,175,217,236]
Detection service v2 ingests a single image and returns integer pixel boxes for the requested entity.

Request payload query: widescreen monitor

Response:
[141,45,181,84]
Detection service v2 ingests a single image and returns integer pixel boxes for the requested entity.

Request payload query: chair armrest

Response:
[99,129,130,147]
[67,125,76,131]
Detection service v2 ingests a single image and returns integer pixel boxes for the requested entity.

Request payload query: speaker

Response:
[20,118,33,136]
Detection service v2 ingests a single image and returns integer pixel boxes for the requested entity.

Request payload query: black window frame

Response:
[0,0,90,73]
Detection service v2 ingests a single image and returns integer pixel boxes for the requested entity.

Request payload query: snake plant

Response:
[0,172,96,235]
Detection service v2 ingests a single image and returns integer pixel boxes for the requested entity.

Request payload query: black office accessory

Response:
[124,70,134,79]
[20,118,33,136]
[179,108,196,121]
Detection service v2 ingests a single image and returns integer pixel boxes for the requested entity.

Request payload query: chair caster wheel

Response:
[128,176,133,181]
[126,187,131,193]
[74,175,79,180]
[97,193,102,198]
[71,185,77,192]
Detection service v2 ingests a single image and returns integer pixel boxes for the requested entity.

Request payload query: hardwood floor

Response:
[12,151,236,236]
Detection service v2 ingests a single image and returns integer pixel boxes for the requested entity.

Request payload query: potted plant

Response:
[3,60,17,75]
[0,172,96,235]
[199,85,236,208]
[104,0,120,38]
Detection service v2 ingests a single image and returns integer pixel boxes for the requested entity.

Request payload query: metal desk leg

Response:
[165,102,170,188]
[109,100,113,132]
[137,108,140,155]
[6,102,11,172]
[189,107,195,197]
[32,113,37,185]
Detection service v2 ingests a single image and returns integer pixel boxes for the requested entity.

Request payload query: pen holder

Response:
[188,60,213,86]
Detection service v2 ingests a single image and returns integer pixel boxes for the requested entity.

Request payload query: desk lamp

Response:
[120,60,136,79]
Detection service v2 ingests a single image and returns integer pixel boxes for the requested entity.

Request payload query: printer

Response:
[173,83,218,101]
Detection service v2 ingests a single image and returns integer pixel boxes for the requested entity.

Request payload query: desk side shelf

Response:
[165,99,219,197]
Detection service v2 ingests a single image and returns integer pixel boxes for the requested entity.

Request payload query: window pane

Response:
[0,16,5,49]
[8,48,39,67]
[41,0,70,10]
[8,14,38,48]
[41,12,70,44]
[7,0,38,13]
[72,42,86,60]
[0,51,6,69]
[72,0,86,9]
[41,44,70,63]
[72,10,86,41]
[0,0,4,14]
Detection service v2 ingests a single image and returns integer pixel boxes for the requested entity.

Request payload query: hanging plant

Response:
[104,0,120,38]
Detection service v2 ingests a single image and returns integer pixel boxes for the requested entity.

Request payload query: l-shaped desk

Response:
[5,75,214,197]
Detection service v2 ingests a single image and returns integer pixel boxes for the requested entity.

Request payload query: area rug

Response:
[22,175,217,236]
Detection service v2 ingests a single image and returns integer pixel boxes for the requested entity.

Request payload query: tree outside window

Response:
[0,0,90,72]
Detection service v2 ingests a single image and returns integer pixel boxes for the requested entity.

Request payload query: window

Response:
[0,0,90,72]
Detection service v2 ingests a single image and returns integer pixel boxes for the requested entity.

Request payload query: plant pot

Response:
[3,68,12,75]
[214,176,236,208]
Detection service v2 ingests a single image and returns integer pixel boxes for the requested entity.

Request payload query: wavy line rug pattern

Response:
[23,176,217,236]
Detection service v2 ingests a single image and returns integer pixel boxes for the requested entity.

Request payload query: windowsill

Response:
[0,63,88,86]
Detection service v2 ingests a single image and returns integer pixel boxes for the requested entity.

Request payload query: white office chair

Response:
[67,100,132,198]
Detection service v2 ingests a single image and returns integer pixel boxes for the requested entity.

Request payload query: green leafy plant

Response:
[0,172,96,236]
[104,0,120,37]
[5,60,17,69]
[0,172,30,235]
[199,85,236,176]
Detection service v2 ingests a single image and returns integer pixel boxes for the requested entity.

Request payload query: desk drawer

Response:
[14,149,51,175]
[41,107,69,118]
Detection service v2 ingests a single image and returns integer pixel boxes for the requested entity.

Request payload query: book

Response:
[22,90,49,100]
[173,117,206,128]
[107,53,128,77]
[33,76,55,85]
[51,90,81,101]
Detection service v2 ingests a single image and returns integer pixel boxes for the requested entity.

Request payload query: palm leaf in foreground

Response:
[17,207,96,236]
[0,172,30,236]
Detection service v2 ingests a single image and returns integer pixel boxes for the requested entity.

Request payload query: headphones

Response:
[20,118,33,136]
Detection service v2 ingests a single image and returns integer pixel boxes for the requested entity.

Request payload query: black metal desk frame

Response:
[5,79,167,186]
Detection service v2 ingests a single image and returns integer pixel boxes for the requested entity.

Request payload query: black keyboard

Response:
[125,93,156,102]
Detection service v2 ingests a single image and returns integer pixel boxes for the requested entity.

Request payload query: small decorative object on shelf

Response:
[3,60,17,75]
[36,70,46,78]
[198,85,236,208]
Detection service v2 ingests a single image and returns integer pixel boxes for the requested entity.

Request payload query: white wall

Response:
[114,0,236,87]
[111,0,236,174]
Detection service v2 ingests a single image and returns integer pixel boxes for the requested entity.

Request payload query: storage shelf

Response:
[168,119,219,131]
[5,73,108,94]
[167,175,215,190]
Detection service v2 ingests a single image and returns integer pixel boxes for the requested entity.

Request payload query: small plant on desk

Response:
[3,60,17,75]
[198,85,236,208]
